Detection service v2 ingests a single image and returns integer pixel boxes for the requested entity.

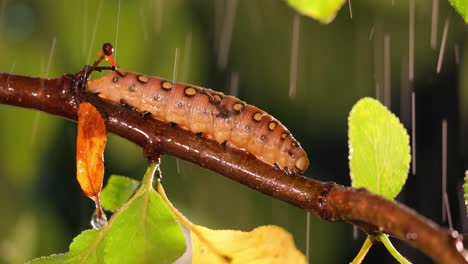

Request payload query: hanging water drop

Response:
[90,209,107,230]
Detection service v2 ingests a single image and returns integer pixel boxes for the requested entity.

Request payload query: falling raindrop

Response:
[5,60,16,83]
[90,209,107,230]
[431,0,439,50]
[372,23,383,102]
[217,0,238,70]
[442,119,447,222]
[375,82,381,103]
[45,37,57,77]
[29,112,40,146]
[400,55,411,129]
[289,14,300,99]
[306,211,310,262]
[444,192,453,229]
[114,0,121,62]
[348,0,353,19]
[29,37,52,147]
[173,48,180,86]
[81,0,88,57]
[409,0,415,81]
[383,33,391,109]
[411,91,416,175]
[176,158,181,175]
[229,72,239,97]
[437,17,450,74]
[353,226,358,240]
[86,0,104,64]
[369,25,374,40]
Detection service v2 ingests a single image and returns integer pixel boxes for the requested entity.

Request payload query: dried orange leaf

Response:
[76,102,107,211]
[192,225,306,264]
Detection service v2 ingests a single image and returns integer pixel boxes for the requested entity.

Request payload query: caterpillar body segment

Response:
[87,70,309,174]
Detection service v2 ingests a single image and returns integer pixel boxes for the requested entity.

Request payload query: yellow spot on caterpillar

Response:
[137,75,149,83]
[185,87,197,96]
[162,81,173,90]
[268,121,277,130]
[253,112,263,122]
[233,102,244,112]
[212,94,222,103]
[281,133,289,140]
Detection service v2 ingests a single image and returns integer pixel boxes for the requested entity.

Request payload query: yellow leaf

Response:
[156,182,306,264]
[192,225,307,264]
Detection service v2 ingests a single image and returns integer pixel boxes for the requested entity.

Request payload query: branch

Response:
[0,72,466,264]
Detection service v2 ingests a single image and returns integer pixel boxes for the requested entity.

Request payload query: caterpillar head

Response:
[87,69,132,103]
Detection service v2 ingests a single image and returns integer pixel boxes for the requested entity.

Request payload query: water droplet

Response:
[455,240,464,252]
[405,232,418,240]
[462,251,468,261]
[90,210,107,230]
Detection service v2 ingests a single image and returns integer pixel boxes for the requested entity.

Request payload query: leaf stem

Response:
[140,161,159,192]
[350,235,374,264]
[378,233,412,264]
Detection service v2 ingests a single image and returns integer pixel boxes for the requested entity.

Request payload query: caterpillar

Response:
[86,44,309,174]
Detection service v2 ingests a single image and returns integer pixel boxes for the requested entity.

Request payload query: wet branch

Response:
[0,72,466,264]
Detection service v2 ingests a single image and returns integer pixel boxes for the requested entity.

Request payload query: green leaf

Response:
[449,0,468,23]
[101,175,140,212]
[28,220,94,264]
[104,163,186,263]
[104,190,186,264]
[348,97,411,200]
[30,230,104,264]
[65,229,103,264]
[283,0,346,24]
[28,254,68,264]
[27,163,186,264]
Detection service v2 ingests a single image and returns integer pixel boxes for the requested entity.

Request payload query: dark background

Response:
[0,0,467,263]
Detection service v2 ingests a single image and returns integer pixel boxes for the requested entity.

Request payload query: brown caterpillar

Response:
[86,45,309,174]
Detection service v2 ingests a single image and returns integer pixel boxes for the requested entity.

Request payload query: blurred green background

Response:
[0,0,467,263]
